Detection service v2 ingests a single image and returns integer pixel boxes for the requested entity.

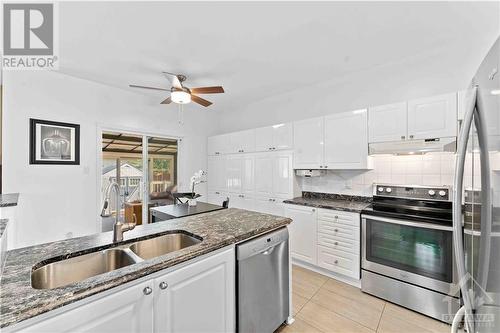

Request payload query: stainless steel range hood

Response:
[369,137,457,155]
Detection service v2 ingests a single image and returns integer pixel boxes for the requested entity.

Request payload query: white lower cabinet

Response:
[254,197,285,216]
[16,280,154,333]
[153,248,235,333]
[12,248,235,333]
[286,205,361,280]
[285,205,317,265]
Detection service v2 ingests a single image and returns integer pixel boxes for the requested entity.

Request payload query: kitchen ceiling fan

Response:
[129,72,224,107]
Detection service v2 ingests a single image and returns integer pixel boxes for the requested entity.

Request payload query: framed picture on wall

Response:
[29,119,80,165]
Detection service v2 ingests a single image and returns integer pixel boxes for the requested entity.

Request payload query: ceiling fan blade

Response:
[160,97,172,104]
[191,94,213,107]
[190,86,224,94]
[162,72,183,89]
[129,84,170,92]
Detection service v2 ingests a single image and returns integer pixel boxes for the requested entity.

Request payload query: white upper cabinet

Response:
[208,134,229,156]
[272,153,293,197]
[254,152,293,198]
[207,155,226,191]
[293,117,324,169]
[407,93,457,139]
[226,155,254,194]
[254,154,274,197]
[228,129,255,153]
[324,109,370,169]
[255,123,293,152]
[368,102,408,142]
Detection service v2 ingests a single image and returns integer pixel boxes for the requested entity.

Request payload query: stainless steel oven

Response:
[361,184,460,323]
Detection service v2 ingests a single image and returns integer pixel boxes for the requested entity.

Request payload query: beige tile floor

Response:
[277,265,451,333]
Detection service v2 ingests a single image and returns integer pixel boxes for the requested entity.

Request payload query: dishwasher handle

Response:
[237,227,289,261]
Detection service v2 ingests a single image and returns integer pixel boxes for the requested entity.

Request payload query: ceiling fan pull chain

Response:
[178,104,184,126]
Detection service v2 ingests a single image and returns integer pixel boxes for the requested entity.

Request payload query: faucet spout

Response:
[101,181,137,242]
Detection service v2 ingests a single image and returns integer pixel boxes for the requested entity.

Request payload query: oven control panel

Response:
[373,184,451,201]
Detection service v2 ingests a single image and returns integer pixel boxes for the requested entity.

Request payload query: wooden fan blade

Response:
[191,94,213,107]
[160,97,172,104]
[129,84,170,91]
[190,86,224,94]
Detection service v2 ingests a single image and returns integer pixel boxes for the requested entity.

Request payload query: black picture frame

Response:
[29,118,80,165]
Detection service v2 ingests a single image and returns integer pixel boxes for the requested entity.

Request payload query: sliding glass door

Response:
[101,131,178,229]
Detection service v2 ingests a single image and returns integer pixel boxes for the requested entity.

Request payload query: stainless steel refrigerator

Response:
[452,37,500,333]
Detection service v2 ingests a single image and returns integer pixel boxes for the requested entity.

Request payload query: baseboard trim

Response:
[292,259,361,288]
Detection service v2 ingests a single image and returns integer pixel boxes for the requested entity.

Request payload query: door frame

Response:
[96,124,183,231]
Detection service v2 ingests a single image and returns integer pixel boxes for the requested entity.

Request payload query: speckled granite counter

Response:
[0,208,291,328]
[0,193,19,208]
[283,192,371,213]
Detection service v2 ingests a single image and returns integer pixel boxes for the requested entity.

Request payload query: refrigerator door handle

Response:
[474,87,492,290]
[453,86,476,333]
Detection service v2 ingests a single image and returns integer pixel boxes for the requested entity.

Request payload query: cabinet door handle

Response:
[334,241,338,245]
[335,215,339,219]
[159,282,168,290]
[334,260,339,264]
[401,136,405,140]
[143,286,152,295]
[269,147,273,150]
[334,228,339,232]
[319,166,323,168]
[409,135,414,139]
[324,165,328,168]
[312,208,316,212]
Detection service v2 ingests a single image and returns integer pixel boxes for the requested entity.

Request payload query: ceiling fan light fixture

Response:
[171,90,191,104]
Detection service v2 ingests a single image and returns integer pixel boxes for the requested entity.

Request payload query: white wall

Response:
[2,70,218,248]
[216,33,498,133]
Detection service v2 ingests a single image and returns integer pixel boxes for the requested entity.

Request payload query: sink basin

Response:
[31,232,202,289]
[31,248,137,289]
[129,233,201,260]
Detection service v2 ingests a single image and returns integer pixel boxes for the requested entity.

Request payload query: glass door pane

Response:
[145,136,178,223]
[101,131,144,229]
[366,218,453,282]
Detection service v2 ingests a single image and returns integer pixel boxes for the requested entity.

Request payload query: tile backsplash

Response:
[299,153,457,197]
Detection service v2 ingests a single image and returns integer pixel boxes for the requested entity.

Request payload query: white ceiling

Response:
[57,1,500,113]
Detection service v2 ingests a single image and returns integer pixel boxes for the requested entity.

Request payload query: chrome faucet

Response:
[101,181,136,242]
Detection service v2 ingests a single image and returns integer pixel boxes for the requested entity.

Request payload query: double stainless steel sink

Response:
[31,232,202,290]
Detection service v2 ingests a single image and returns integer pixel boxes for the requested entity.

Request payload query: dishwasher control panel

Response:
[237,227,289,260]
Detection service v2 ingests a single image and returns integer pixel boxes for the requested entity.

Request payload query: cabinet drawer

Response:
[317,233,359,254]
[318,209,359,227]
[318,219,359,240]
[317,246,360,279]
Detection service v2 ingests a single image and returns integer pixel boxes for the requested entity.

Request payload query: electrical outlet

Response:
[344,180,352,189]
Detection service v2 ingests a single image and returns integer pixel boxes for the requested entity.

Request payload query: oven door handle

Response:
[361,214,453,231]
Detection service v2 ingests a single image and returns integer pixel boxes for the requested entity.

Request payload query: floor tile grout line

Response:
[294,300,329,333]
[375,302,386,332]
[307,298,378,332]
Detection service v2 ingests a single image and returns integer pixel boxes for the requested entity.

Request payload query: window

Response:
[101,131,178,226]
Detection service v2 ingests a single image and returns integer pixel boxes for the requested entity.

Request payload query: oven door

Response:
[362,214,456,294]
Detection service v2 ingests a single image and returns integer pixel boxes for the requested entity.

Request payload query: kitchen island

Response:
[0,208,291,331]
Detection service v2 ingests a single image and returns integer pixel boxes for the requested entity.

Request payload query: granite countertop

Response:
[283,192,372,213]
[0,193,19,208]
[0,208,291,328]
[151,202,225,219]
[0,219,8,238]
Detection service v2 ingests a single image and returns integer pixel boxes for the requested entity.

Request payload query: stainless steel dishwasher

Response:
[237,227,290,333]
